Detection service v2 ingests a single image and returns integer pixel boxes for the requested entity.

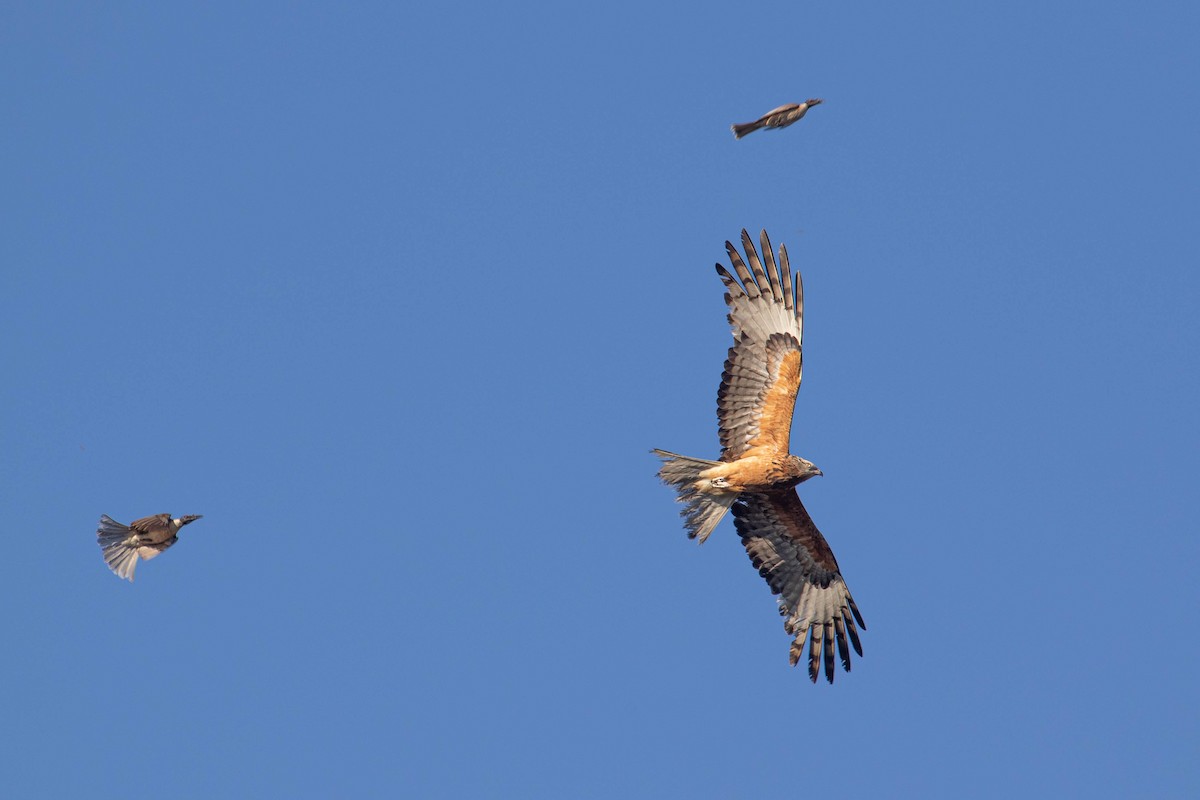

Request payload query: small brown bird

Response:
[731,99,823,139]
[97,513,203,581]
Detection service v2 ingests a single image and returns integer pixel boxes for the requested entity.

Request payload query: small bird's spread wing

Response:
[733,492,865,683]
[716,229,804,461]
[129,514,173,542]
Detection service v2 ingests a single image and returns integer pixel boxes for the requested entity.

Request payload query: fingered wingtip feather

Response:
[740,229,769,291]
[824,623,836,681]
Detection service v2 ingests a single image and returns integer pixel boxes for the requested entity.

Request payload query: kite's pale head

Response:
[786,455,824,484]
[804,98,824,108]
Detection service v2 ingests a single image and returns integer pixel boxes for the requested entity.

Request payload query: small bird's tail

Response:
[97,515,139,581]
[731,121,762,139]
[97,515,129,549]
[651,449,738,543]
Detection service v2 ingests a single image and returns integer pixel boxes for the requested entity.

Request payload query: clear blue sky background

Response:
[2,2,1197,797]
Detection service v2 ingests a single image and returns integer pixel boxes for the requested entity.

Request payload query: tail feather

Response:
[652,449,738,543]
[731,121,761,139]
[97,515,130,549]
[97,515,139,581]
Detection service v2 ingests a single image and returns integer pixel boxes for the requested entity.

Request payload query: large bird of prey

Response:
[653,230,864,682]
[97,513,202,581]
[731,99,823,139]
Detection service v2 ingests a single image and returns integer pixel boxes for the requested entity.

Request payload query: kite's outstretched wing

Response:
[715,229,804,462]
[732,491,865,683]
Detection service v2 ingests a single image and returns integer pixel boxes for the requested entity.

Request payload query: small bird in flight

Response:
[97,513,203,581]
[731,99,823,139]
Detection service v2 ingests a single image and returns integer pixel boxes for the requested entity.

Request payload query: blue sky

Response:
[3,1,1198,797]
